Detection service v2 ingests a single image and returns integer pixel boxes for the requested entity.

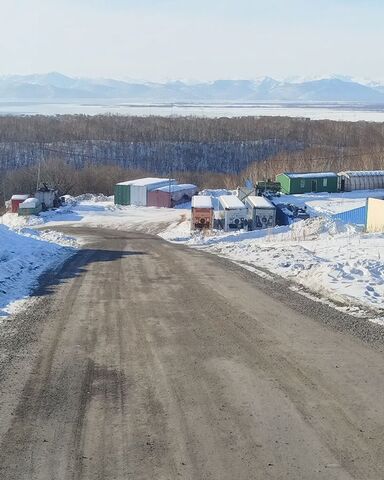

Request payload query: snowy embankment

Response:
[0,215,78,316]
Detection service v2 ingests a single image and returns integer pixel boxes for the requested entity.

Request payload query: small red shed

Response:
[11,194,30,213]
[191,195,214,230]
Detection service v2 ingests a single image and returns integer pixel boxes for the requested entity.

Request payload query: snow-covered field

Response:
[1,189,384,323]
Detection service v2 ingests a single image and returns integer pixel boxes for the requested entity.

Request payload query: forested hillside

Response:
[1,115,384,203]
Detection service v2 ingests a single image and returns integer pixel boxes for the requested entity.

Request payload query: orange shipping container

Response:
[191,196,213,230]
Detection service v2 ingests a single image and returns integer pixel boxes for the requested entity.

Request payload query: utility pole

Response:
[36,141,44,192]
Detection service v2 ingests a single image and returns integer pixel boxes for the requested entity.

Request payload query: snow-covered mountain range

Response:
[1,72,384,102]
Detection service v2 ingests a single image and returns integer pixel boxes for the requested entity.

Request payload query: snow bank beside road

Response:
[0,223,78,316]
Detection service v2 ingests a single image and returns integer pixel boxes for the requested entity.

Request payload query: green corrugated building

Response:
[276,172,338,194]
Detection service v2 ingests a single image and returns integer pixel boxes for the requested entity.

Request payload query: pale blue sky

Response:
[0,0,383,81]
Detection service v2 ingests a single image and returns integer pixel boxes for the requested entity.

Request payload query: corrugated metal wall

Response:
[333,206,367,225]
[114,185,130,205]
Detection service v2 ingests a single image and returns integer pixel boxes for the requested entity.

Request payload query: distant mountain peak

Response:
[0,73,384,103]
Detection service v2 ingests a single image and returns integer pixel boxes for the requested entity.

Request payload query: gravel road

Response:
[0,227,383,480]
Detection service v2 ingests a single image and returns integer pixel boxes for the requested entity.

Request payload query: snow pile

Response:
[0,224,78,316]
[73,193,114,203]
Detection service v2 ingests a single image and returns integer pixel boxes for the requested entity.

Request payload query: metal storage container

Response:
[245,195,276,230]
[114,182,131,205]
[148,184,198,208]
[18,198,42,216]
[191,195,214,230]
[147,189,172,208]
[115,178,176,206]
[11,194,29,213]
[130,184,148,206]
[217,195,247,231]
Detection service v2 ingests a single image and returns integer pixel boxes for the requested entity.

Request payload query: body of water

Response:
[1,100,384,122]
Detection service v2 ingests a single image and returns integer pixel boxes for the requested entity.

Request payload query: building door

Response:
[340,178,345,191]
[311,180,317,192]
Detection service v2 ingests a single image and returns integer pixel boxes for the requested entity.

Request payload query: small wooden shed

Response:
[191,195,213,230]
[11,194,29,213]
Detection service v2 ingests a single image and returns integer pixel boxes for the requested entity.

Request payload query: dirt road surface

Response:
[0,227,384,480]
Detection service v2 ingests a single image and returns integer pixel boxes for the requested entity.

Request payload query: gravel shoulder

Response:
[0,227,383,479]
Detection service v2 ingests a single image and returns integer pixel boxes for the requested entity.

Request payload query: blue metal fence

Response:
[332,206,367,225]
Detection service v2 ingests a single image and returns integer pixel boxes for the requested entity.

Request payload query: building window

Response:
[323,178,328,187]
[300,180,305,188]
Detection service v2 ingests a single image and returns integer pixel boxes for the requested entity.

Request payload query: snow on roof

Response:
[284,172,337,179]
[11,194,29,201]
[246,195,275,209]
[19,198,40,208]
[219,195,246,210]
[117,177,175,186]
[192,195,213,209]
[155,184,197,193]
[338,170,384,178]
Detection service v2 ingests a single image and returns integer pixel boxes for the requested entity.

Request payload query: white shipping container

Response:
[218,195,247,231]
[130,184,148,206]
[245,196,276,230]
[124,177,177,206]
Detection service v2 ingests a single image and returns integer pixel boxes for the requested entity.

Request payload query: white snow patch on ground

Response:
[0,222,79,316]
